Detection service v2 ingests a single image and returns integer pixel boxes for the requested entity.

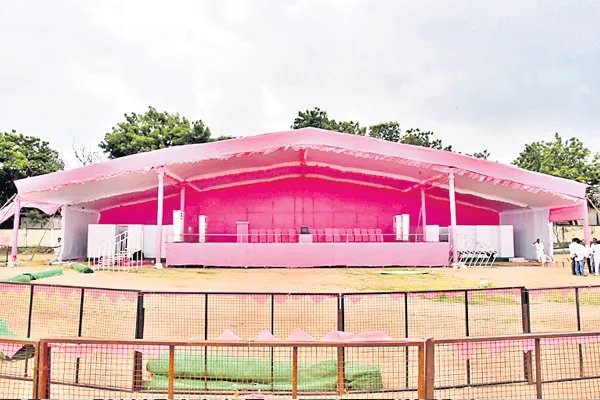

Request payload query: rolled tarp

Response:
[73,263,94,274]
[144,352,382,391]
[27,268,63,280]
[5,274,31,283]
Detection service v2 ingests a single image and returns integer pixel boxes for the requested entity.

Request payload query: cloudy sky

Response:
[1,0,599,168]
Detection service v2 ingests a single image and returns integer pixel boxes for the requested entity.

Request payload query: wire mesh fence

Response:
[434,332,600,399]
[37,338,426,399]
[3,283,600,346]
[0,338,38,399]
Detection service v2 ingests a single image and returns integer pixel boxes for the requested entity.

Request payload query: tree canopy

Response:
[0,130,64,218]
[100,107,213,159]
[512,133,600,194]
[291,107,487,158]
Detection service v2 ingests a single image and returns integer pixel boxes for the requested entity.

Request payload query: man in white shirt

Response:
[569,238,585,276]
[591,238,600,276]
[532,239,547,267]
[49,237,63,265]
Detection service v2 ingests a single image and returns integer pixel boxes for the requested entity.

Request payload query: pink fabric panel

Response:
[16,128,587,200]
[165,242,450,267]
[100,178,499,236]
[0,200,60,225]
[549,204,585,222]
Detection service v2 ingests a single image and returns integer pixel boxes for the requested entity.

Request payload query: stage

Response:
[165,242,450,267]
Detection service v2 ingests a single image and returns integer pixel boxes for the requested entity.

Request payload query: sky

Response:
[1,0,599,168]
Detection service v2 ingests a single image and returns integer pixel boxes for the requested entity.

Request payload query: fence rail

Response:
[2,332,600,399]
[3,283,600,343]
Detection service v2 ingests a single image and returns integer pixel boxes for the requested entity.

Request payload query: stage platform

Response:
[165,242,450,267]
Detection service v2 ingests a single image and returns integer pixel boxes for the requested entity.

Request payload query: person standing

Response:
[532,239,547,267]
[592,238,600,276]
[48,237,63,265]
[570,238,586,276]
[569,238,578,275]
[586,241,594,275]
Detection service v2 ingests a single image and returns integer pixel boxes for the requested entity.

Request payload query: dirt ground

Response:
[2,254,599,399]
[0,253,596,292]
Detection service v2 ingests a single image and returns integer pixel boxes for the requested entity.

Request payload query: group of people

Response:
[568,237,600,276]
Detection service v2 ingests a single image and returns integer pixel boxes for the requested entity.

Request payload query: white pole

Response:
[448,172,458,265]
[421,187,427,242]
[9,197,21,266]
[155,168,165,269]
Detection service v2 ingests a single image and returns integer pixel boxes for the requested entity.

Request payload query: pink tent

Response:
[10,128,589,266]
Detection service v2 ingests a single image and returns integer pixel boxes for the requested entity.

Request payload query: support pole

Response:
[9,197,21,266]
[582,201,591,246]
[448,171,458,264]
[421,187,427,242]
[155,168,165,269]
[180,184,186,212]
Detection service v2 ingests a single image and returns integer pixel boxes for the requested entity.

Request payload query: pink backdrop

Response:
[99,178,499,239]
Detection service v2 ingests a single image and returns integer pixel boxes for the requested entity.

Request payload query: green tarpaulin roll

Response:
[28,268,63,280]
[0,319,35,361]
[6,274,31,283]
[144,352,382,392]
[73,263,94,274]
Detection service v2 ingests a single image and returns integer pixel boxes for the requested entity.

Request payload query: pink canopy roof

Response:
[14,128,587,213]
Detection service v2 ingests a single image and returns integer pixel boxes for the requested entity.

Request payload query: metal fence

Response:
[2,283,600,343]
[3,332,600,399]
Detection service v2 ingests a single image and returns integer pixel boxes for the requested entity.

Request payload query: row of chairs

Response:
[249,228,384,243]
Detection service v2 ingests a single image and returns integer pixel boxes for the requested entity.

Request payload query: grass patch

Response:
[343,268,480,292]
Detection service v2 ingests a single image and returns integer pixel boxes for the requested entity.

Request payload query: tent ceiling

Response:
[14,128,587,213]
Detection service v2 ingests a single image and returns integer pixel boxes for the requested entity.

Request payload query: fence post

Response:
[464,290,471,386]
[521,289,533,384]
[168,345,175,400]
[575,287,584,377]
[292,347,299,399]
[36,339,51,400]
[337,344,345,397]
[132,292,145,391]
[534,338,543,399]
[405,292,410,388]
[418,339,435,399]
[337,294,345,331]
[75,288,85,384]
[32,340,40,399]
[24,284,35,378]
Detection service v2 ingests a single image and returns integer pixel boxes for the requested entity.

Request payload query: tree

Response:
[512,133,600,185]
[469,150,491,160]
[210,135,238,142]
[399,128,453,151]
[0,130,64,223]
[291,107,366,135]
[100,106,212,159]
[368,122,402,142]
[73,140,104,166]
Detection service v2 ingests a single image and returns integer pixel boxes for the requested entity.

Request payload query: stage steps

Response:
[88,230,143,272]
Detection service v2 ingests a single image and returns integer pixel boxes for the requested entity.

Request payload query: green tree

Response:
[468,150,491,160]
[291,107,366,135]
[0,130,64,218]
[368,122,402,142]
[100,107,212,159]
[399,128,453,151]
[512,134,600,189]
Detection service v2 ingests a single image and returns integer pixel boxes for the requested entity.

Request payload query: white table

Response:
[299,234,313,243]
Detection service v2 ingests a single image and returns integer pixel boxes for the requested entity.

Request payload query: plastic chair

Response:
[367,228,377,242]
[375,228,383,242]
[259,229,267,243]
[332,228,341,242]
[288,228,298,243]
[353,228,363,242]
[346,228,354,242]
[274,229,283,243]
[266,229,274,243]
[325,228,334,242]
[250,229,259,243]
[316,229,325,243]
[361,228,370,242]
